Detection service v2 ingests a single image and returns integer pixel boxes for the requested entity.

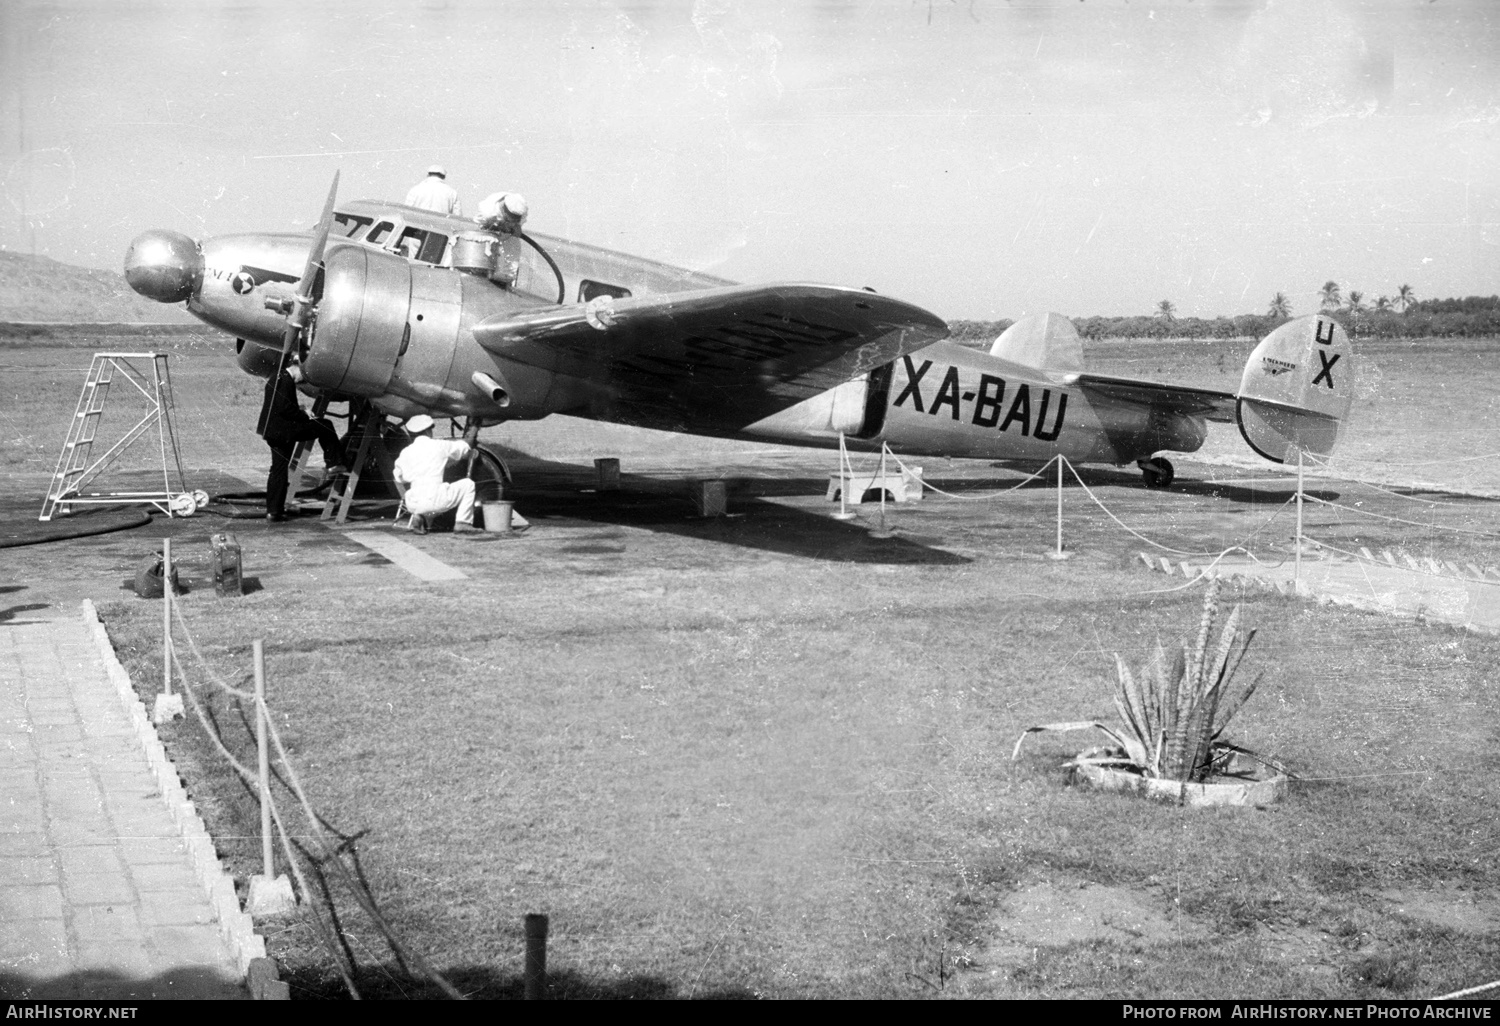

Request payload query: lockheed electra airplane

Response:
[123,175,1353,493]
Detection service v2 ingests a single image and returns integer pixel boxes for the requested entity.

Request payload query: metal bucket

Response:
[481,500,514,533]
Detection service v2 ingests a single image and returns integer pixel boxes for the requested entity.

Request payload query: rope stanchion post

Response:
[869,443,895,539]
[1295,448,1304,586]
[247,638,296,917]
[256,641,272,878]
[1048,455,1071,561]
[524,913,549,999]
[152,537,184,724]
[832,432,856,521]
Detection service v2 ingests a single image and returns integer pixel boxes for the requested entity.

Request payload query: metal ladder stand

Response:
[40,352,191,522]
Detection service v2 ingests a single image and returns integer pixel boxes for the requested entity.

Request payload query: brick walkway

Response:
[0,605,245,1000]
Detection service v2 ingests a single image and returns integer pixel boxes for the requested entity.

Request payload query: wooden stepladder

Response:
[40,353,191,522]
[320,404,383,525]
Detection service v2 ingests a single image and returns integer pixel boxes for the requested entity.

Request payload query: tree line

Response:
[949,286,1500,344]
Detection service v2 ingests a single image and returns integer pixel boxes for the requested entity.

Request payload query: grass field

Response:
[5,331,1500,999]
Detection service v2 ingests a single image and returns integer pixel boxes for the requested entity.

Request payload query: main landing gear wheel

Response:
[469,445,513,501]
[1139,457,1175,489]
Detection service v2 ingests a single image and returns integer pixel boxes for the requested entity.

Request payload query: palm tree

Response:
[1375,295,1392,312]
[1267,292,1292,319]
[1156,299,1176,322]
[1319,281,1342,311]
[1396,284,1416,313]
[1346,290,1365,315]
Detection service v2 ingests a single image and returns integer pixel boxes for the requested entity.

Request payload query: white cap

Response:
[477,191,528,228]
[406,414,435,433]
[427,165,446,178]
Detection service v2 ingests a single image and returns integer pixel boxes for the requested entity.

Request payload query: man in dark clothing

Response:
[257,358,348,521]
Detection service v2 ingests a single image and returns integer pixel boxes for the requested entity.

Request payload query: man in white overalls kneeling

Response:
[393,414,478,533]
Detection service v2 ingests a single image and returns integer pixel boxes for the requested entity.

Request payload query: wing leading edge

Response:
[472,282,949,431]
[1068,373,1239,423]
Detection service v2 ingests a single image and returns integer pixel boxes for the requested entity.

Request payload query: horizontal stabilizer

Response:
[1236,315,1353,463]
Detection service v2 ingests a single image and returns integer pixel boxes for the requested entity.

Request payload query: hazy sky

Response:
[1,0,1496,319]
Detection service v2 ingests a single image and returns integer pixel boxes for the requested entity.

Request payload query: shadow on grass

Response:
[0,967,247,1000]
[285,964,754,1000]
[336,448,973,566]
[0,603,52,624]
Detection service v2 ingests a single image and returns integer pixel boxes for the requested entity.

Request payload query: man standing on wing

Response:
[404,165,462,216]
[394,414,479,533]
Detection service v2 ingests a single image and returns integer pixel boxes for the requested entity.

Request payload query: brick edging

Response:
[78,599,268,977]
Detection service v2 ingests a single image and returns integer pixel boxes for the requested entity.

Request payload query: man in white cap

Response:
[392,414,478,533]
[475,191,528,234]
[405,165,462,216]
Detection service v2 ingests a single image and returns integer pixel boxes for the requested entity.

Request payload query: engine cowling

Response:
[304,245,558,418]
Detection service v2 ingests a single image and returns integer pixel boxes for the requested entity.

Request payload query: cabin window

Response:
[366,221,394,246]
[391,226,449,264]
[331,213,374,239]
[578,279,632,303]
[417,231,448,264]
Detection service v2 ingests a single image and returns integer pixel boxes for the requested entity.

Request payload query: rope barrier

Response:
[875,446,1303,562]
[1064,456,1299,557]
[171,601,256,701]
[1302,494,1500,539]
[882,448,1061,501]
[1304,454,1494,507]
[1312,451,1500,469]
[169,641,361,998]
[168,605,465,999]
[1431,978,1500,1001]
[260,688,467,1000]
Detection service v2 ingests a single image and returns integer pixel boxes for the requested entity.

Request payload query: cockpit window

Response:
[392,226,449,264]
[579,280,632,303]
[331,213,374,239]
[366,221,394,246]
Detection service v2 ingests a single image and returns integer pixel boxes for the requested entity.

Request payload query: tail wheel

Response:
[1139,457,1175,489]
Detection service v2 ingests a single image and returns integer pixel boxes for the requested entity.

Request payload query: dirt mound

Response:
[0,249,196,324]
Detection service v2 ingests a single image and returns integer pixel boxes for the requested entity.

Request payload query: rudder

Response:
[1236,315,1353,463]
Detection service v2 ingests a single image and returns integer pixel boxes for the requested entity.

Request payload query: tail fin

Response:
[1236,315,1353,463]
[990,312,1085,374]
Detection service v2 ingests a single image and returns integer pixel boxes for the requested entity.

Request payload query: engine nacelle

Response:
[304,245,558,419]
[234,337,286,379]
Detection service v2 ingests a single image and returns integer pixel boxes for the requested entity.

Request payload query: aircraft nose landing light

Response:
[124,229,203,304]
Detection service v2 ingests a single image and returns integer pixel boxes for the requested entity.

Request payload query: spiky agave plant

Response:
[1111,578,1262,781]
[1013,578,1266,782]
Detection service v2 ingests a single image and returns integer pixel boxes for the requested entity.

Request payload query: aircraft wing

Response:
[472,282,949,431]
[1069,374,1238,423]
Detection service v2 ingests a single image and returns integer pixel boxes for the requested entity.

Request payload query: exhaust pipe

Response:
[472,370,511,408]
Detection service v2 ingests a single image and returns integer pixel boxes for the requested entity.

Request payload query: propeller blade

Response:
[279,171,340,360]
[301,170,340,288]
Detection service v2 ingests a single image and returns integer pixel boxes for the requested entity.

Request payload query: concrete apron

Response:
[0,603,252,1000]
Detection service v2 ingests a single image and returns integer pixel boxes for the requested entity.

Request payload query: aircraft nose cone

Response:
[124,229,203,303]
